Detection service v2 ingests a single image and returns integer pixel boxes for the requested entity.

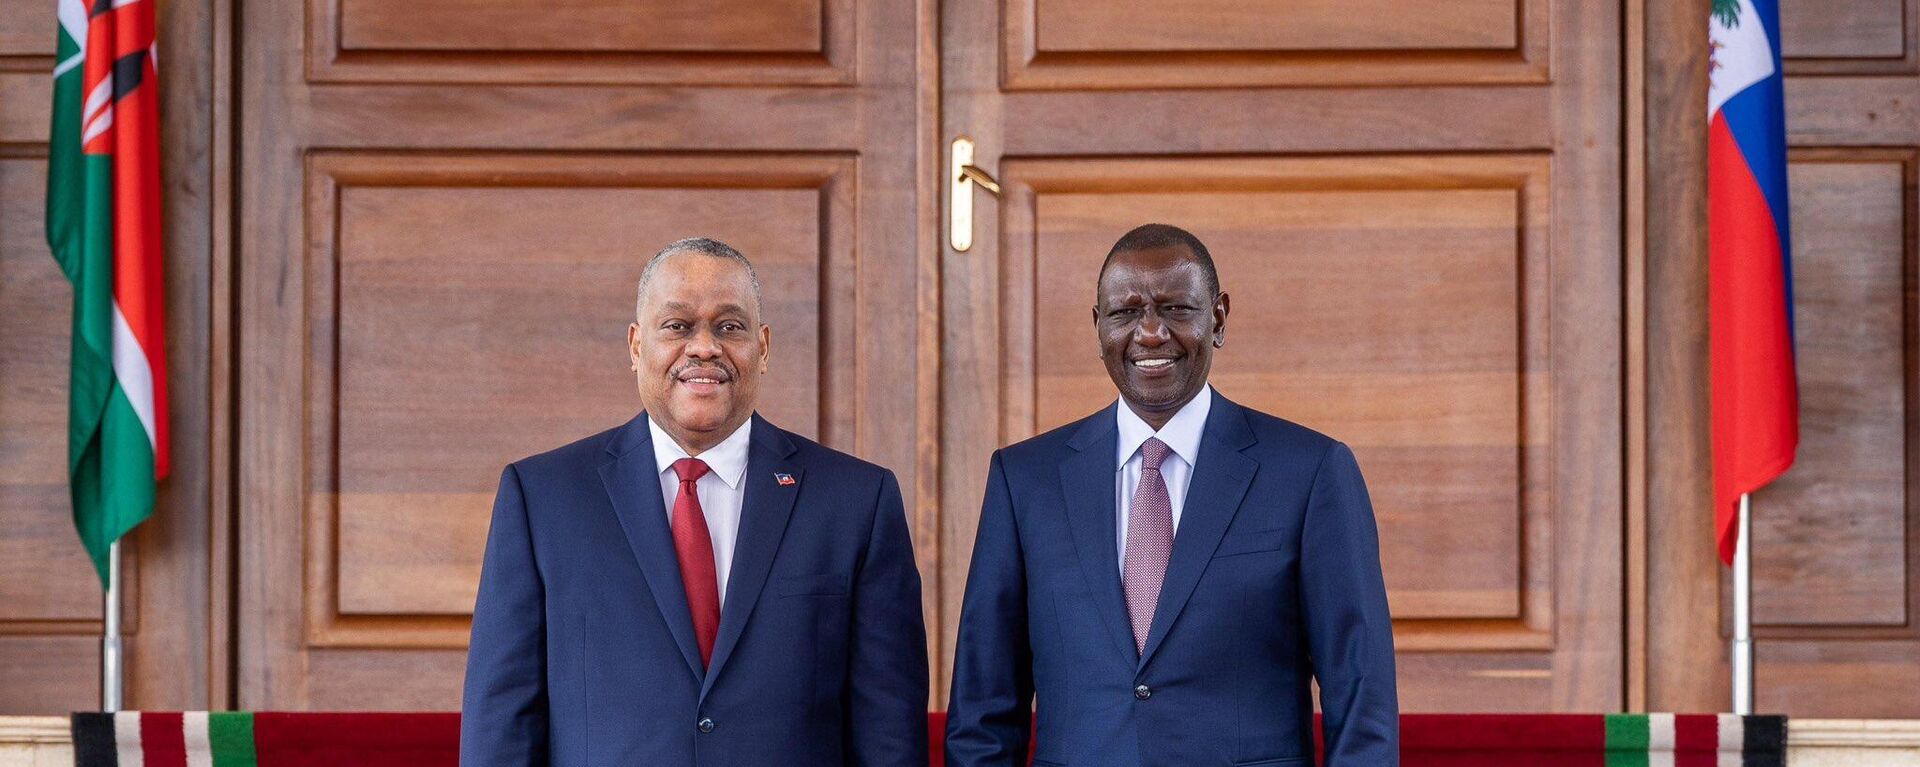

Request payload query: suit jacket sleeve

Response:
[1301,442,1399,766]
[944,450,1033,767]
[461,464,549,766]
[847,470,932,767]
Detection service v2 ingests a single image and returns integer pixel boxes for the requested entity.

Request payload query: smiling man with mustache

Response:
[947,224,1399,766]
[462,237,929,766]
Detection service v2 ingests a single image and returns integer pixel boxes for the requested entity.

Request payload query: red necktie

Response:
[670,458,720,666]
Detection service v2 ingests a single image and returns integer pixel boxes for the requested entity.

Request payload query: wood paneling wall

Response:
[1747,0,1920,715]
[940,0,1622,711]
[0,0,221,711]
[1644,0,1920,717]
[233,0,931,710]
[0,0,1913,717]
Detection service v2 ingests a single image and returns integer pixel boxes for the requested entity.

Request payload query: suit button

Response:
[697,718,715,733]
[1134,684,1152,700]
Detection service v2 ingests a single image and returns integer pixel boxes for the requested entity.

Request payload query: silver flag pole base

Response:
[1731,494,1754,715]
[103,539,123,712]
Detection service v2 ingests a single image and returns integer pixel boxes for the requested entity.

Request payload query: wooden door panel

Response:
[305,153,856,645]
[1001,156,1549,634]
[1780,0,1911,69]
[999,89,1552,155]
[1753,157,1909,629]
[0,638,98,713]
[309,0,856,85]
[307,648,470,711]
[0,157,98,619]
[942,0,1620,711]
[0,157,113,713]
[241,0,929,709]
[1740,150,1920,715]
[1005,0,1547,87]
[1033,0,1518,51]
[337,0,826,53]
[0,0,53,54]
[0,16,50,155]
[1397,653,1553,712]
[0,74,49,145]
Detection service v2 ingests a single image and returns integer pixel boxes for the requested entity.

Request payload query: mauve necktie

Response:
[670,457,720,666]
[1123,437,1174,655]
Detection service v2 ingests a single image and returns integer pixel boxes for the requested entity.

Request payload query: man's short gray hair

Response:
[635,237,765,319]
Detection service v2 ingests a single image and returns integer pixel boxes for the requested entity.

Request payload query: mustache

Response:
[671,361,736,382]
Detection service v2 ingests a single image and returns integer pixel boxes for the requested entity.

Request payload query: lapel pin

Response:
[774,472,796,486]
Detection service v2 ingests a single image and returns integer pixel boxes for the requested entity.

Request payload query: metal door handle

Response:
[950,137,1000,252]
[958,164,1000,195]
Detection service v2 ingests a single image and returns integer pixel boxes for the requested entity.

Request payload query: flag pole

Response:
[102,540,123,712]
[1731,493,1754,715]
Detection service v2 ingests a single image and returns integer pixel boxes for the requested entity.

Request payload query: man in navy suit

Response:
[946,224,1398,766]
[462,237,929,766]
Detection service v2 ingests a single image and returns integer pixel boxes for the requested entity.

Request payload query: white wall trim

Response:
[1791,719,1920,748]
[0,718,66,744]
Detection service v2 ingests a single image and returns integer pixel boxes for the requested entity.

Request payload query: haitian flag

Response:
[46,0,170,584]
[1708,0,1796,566]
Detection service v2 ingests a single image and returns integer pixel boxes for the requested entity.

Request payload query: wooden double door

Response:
[224,0,1624,711]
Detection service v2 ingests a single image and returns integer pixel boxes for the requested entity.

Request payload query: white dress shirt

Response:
[1114,385,1213,569]
[648,415,753,608]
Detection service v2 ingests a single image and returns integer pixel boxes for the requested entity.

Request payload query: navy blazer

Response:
[946,395,1398,766]
[461,413,929,766]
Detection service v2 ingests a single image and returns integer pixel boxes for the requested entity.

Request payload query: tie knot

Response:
[1139,437,1171,470]
[671,457,711,485]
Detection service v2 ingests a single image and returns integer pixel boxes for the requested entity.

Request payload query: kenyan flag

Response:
[1600,713,1785,767]
[71,713,461,767]
[46,0,170,585]
[1394,713,1786,766]
[73,713,257,766]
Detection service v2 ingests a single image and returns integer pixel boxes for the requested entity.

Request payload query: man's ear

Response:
[627,323,644,369]
[1212,292,1230,347]
[758,323,772,373]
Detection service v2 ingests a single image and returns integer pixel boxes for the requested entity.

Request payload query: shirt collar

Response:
[647,414,754,490]
[1114,385,1212,469]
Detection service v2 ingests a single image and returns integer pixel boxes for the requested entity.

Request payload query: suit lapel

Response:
[598,413,705,680]
[1138,397,1259,670]
[1059,407,1141,664]
[699,415,801,702]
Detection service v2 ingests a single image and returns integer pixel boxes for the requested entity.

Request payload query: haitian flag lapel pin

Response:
[774,472,797,486]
